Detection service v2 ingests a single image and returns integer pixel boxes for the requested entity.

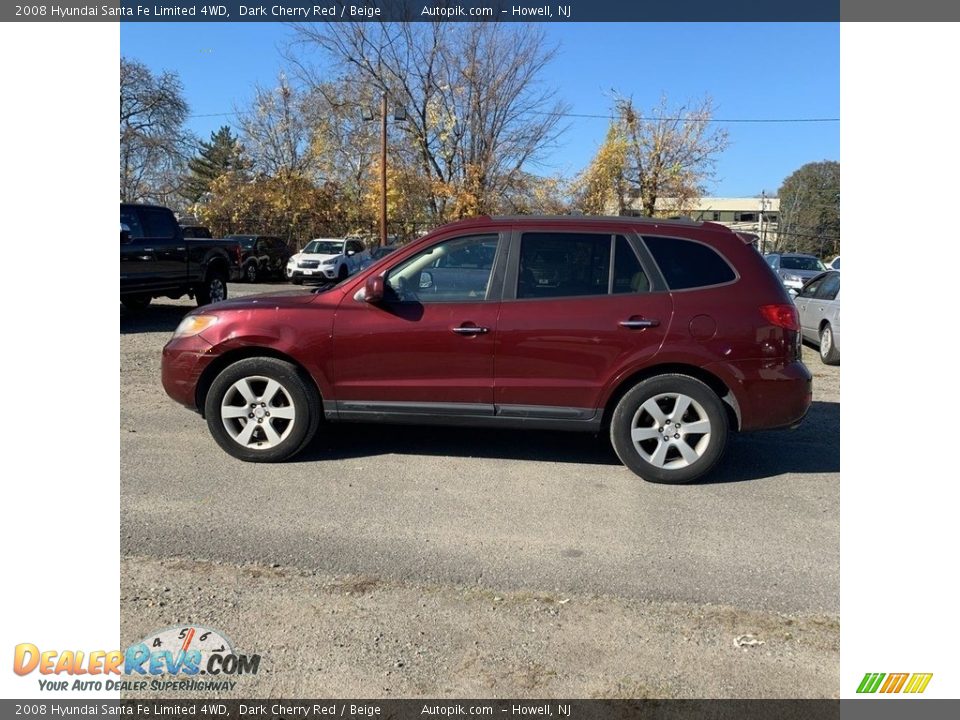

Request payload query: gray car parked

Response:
[794,270,840,365]
[765,252,827,292]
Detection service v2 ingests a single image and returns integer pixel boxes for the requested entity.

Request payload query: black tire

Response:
[609,374,729,484]
[245,263,258,283]
[196,269,228,307]
[337,265,349,282]
[121,295,151,311]
[204,357,321,463]
[819,323,840,365]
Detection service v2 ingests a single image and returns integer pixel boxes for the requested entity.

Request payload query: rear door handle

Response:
[452,325,489,335]
[619,318,660,329]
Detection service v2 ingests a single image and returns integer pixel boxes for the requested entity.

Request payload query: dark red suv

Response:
[162,216,811,484]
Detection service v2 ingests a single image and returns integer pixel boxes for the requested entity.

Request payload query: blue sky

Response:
[121,22,838,196]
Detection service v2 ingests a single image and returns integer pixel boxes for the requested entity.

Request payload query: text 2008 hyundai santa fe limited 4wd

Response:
[161,216,812,484]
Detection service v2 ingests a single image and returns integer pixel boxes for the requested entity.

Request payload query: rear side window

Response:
[612,236,649,294]
[518,233,610,299]
[644,236,736,290]
[140,208,177,239]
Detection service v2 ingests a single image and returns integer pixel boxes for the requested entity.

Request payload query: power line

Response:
[187,108,839,124]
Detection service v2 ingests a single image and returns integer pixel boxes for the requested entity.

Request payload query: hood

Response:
[200,289,319,312]
[781,268,823,278]
[293,252,341,262]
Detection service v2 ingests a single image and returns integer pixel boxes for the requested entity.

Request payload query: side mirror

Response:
[419,271,434,289]
[364,275,385,304]
[347,250,356,256]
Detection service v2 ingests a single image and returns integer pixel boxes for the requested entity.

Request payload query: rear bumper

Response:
[707,359,813,431]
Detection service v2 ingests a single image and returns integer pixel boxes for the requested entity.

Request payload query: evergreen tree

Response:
[184,126,247,202]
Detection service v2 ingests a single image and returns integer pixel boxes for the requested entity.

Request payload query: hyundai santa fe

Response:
[162,216,812,484]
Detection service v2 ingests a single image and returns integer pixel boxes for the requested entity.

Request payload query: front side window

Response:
[798,276,825,298]
[120,208,144,240]
[644,236,736,290]
[386,234,499,303]
[517,233,610,299]
[816,273,840,300]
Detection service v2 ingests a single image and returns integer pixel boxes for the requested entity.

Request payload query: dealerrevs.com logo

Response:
[13,626,261,692]
[856,673,933,694]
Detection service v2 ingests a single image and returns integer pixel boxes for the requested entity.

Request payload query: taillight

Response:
[759,304,799,332]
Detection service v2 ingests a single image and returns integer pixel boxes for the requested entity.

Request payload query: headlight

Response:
[172,314,218,338]
[287,257,296,265]
[784,274,802,283]
[322,258,337,265]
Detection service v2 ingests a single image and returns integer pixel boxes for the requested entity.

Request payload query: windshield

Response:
[372,246,397,260]
[303,240,345,255]
[781,256,826,271]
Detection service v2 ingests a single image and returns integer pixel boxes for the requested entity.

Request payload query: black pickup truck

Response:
[120,203,242,310]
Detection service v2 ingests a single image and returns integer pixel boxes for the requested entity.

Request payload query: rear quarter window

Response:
[643,236,736,290]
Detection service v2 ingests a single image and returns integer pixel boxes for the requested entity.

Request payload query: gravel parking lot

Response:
[120,283,839,698]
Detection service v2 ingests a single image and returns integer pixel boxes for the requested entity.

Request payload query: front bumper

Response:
[161,334,217,411]
[286,265,337,281]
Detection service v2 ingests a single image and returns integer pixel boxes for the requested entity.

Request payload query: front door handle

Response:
[619,318,660,329]
[452,325,489,335]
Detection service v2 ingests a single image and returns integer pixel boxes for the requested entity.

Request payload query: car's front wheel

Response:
[819,323,839,365]
[245,263,258,283]
[610,375,728,484]
[204,357,321,462]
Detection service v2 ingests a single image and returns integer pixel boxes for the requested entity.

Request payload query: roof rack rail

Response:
[490,213,703,226]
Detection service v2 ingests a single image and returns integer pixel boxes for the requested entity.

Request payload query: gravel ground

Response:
[120,284,840,698]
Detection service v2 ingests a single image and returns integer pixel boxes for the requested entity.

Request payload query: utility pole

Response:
[759,191,767,253]
[379,92,388,249]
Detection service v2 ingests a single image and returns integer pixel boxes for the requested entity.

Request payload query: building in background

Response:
[617,196,780,253]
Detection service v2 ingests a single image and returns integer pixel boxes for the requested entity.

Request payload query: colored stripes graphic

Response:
[857,672,933,694]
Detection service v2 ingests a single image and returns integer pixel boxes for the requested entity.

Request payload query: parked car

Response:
[226,235,292,283]
[794,270,840,365]
[163,215,812,484]
[181,225,213,239]
[286,237,369,284]
[828,255,840,271]
[359,245,398,271]
[764,252,827,291]
[120,203,242,310]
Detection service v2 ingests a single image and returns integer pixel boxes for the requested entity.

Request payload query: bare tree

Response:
[576,94,728,217]
[237,75,315,178]
[120,57,191,204]
[286,21,569,221]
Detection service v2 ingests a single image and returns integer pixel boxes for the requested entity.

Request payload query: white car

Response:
[286,237,369,284]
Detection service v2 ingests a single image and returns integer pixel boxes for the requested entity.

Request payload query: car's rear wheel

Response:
[196,270,228,306]
[819,323,839,365]
[245,263,258,283]
[610,375,728,484]
[204,357,320,462]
